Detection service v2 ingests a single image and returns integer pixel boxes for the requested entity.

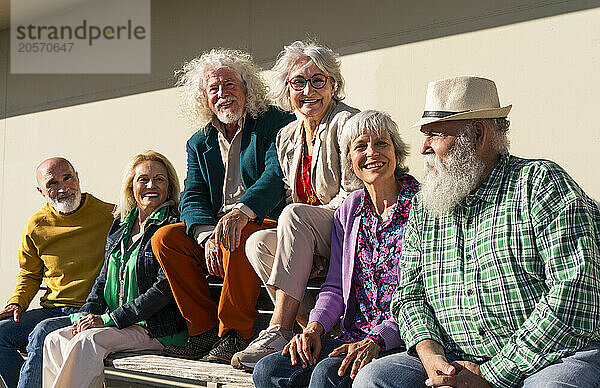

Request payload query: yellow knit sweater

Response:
[7,193,114,310]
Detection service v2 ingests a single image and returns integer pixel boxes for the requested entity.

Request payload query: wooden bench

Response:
[103,277,323,387]
[105,352,255,387]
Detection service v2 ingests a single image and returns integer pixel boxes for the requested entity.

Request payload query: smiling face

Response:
[350,130,397,187]
[37,158,82,214]
[288,57,334,122]
[132,160,169,217]
[204,67,247,124]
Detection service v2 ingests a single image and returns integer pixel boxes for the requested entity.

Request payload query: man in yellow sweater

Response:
[0,157,114,388]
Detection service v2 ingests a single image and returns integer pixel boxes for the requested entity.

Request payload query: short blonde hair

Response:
[114,150,181,220]
[176,48,268,128]
[269,40,345,112]
[341,110,410,191]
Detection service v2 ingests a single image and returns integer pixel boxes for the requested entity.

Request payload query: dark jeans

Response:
[0,307,76,388]
[253,337,399,388]
[353,344,600,388]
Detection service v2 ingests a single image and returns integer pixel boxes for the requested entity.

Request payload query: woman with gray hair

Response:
[253,110,419,387]
[42,151,187,388]
[232,40,359,370]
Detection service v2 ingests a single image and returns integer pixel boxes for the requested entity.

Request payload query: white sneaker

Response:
[230,324,293,371]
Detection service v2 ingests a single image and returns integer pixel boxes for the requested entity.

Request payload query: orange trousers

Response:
[151,220,276,339]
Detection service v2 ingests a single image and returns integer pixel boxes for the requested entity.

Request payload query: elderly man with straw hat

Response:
[354,76,600,387]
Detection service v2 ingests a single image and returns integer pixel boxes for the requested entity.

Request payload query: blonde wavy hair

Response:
[114,150,181,220]
[176,48,268,128]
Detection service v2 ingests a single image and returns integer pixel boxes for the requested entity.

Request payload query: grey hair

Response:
[114,150,181,220]
[176,48,268,127]
[489,118,511,154]
[341,110,410,191]
[269,40,345,112]
[456,118,511,155]
[492,118,510,132]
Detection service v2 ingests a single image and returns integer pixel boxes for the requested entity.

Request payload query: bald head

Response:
[36,157,82,214]
[36,157,75,186]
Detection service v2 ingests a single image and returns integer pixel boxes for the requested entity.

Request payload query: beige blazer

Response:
[276,101,359,210]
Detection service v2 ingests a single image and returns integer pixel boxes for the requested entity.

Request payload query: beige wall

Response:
[342,8,600,197]
[0,3,598,306]
[0,88,191,307]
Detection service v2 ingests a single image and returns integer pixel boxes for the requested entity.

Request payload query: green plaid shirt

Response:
[392,153,600,388]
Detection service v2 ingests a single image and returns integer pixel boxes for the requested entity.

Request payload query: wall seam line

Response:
[1,28,9,270]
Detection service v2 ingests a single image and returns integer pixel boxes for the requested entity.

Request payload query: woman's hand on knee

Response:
[329,338,381,379]
[283,321,324,368]
[73,314,104,334]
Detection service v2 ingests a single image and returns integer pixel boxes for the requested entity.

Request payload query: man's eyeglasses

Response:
[287,74,331,91]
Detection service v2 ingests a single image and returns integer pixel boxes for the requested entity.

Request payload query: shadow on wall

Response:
[0,0,597,118]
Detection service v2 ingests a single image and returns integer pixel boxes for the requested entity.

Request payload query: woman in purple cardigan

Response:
[253,110,419,388]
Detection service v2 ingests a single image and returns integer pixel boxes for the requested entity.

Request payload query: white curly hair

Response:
[176,48,268,127]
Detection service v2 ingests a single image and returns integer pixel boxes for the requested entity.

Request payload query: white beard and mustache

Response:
[421,131,486,217]
[49,190,82,214]
[215,97,244,124]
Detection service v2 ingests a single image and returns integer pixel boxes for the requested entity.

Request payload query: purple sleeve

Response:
[372,318,403,350]
[308,212,345,333]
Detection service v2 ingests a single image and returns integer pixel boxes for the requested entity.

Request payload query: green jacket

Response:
[180,106,294,233]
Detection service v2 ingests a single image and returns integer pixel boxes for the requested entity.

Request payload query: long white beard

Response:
[421,133,485,217]
[215,98,243,124]
[49,190,82,214]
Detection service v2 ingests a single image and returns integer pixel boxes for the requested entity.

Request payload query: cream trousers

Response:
[246,203,335,311]
[43,325,163,388]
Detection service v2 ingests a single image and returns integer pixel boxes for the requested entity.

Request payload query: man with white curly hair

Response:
[354,76,600,387]
[151,48,294,363]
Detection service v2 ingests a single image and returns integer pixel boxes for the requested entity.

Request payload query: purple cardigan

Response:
[309,189,405,350]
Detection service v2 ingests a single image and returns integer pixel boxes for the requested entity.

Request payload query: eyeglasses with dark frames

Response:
[287,74,331,91]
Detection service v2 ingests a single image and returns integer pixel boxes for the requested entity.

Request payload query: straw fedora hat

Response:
[412,76,512,127]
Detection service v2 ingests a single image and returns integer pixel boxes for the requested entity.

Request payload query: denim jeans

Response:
[0,306,77,388]
[353,343,600,388]
[253,338,400,388]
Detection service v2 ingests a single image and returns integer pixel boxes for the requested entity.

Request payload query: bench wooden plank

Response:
[102,275,326,386]
[106,353,253,387]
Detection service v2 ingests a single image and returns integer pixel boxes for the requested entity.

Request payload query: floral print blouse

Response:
[337,174,419,349]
